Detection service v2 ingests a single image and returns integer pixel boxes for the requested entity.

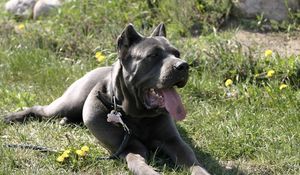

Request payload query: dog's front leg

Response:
[124,152,159,175]
[190,165,210,175]
[161,137,210,175]
[120,139,160,175]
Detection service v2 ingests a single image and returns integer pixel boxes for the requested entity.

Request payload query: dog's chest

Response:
[125,117,156,143]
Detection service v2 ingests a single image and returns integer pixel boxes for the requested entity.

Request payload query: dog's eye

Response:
[147,51,162,59]
[149,53,158,58]
[146,47,164,59]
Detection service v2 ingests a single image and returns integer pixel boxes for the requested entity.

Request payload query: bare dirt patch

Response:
[233,30,300,57]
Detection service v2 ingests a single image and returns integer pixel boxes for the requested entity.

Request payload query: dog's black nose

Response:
[174,62,189,71]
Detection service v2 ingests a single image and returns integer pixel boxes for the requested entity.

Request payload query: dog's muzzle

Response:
[143,60,189,121]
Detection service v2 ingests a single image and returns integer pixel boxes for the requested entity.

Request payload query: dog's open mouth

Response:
[144,87,186,121]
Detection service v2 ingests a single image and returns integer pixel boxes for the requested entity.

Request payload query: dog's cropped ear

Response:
[150,23,166,37]
[117,24,143,55]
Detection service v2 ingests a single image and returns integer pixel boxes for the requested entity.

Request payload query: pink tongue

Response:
[162,88,186,121]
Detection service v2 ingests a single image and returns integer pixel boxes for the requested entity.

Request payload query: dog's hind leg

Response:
[4,105,51,123]
[3,96,79,124]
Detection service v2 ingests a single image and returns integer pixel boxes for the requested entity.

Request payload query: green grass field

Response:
[0,0,299,174]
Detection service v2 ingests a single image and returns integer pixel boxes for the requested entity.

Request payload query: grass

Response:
[0,0,299,174]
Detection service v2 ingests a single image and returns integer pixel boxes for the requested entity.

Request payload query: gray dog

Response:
[4,23,209,175]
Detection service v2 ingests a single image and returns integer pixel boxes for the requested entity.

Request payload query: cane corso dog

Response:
[4,23,209,175]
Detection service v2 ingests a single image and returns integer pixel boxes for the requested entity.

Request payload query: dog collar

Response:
[96,91,122,112]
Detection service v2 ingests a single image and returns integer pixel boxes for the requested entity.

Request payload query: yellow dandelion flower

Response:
[75,149,86,157]
[17,24,25,30]
[266,70,275,78]
[264,49,273,57]
[61,152,69,158]
[81,146,89,152]
[279,84,288,90]
[225,79,233,87]
[63,149,71,154]
[56,156,65,163]
[95,51,106,63]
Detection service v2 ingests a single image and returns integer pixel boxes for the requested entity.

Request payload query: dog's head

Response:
[115,23,189,120]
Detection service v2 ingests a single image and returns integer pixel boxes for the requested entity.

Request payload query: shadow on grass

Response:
[175,125,246,175]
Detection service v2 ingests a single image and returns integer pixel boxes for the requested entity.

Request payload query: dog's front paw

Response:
[190,165,210,175]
